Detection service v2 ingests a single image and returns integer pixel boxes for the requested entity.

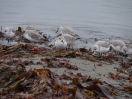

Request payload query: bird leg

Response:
[68,44,70,49]
[8,39,10,44]
[9,39,12,46]
[66,45,70,51]
[99,53,103,61]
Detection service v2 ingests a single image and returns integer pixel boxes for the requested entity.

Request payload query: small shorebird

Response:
[92,41,110,55]
[55,36,67,49]
[57,34,80,47]
[2,27,16,45]
[56,26,78,36]
[109,39,127,54]
[23,30,48,43]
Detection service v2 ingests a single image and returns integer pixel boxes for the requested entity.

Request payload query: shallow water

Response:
[0,0,132,47]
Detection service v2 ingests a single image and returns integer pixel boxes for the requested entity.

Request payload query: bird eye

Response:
[5,30,7,32]
[61,40,64,43]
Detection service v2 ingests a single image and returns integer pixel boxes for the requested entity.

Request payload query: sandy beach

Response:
[0,43,131,99]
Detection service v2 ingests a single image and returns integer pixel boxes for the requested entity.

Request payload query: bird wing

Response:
[112,40,125,48]
[27,30,44,41]
[66,36,73,41]
[96,41,109,48]
[100,43,109,48]
[63,34,73,41]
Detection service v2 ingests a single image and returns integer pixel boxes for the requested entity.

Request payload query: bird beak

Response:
[56,30,58,33]
[109,46,113,51]
[77,37,81,40]
[0,26,4,35]
[56,29,59,33]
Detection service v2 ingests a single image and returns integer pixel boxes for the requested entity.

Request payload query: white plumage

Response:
[23,30,46,43]
[2,27,16,44]
[57,34,80,46]
[110,39,127,53]
[92,41,110,54]
[55,36,67,49]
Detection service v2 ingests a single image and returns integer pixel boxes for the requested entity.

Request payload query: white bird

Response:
[126,44,132,55]
[57,34,80,46]
[55,36,67,49]
[2,27,16,44]
[23,30,47,43]
[56,26,77,36]
[109,39,127,54]
[92,41,110,54]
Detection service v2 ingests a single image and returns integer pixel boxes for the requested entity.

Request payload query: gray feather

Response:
[26,30,45,41]
[95,41,109,48]
[110,40,126,49]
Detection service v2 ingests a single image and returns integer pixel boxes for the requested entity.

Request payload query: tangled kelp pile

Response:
[0,44,132,99]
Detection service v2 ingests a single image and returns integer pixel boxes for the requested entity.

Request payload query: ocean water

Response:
[0,0,132,47]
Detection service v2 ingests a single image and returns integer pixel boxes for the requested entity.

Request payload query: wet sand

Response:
[25,56,132,99]
[25,56,123,81]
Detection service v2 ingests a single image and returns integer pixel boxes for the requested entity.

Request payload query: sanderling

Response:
[126,44,132,55]
[2,27,15,44]
[92,41,110,54]
[109,39,127,54]
[23,30,48,43]
[55,36,67,49]
[56,26,77,36]
[57,34,80,46]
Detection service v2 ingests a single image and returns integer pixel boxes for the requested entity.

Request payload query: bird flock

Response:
[0,25,132,56]
[92,40,131,55]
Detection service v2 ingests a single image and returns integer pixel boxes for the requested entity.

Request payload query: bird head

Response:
[92,45,99,52]
[2,28,9,34]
